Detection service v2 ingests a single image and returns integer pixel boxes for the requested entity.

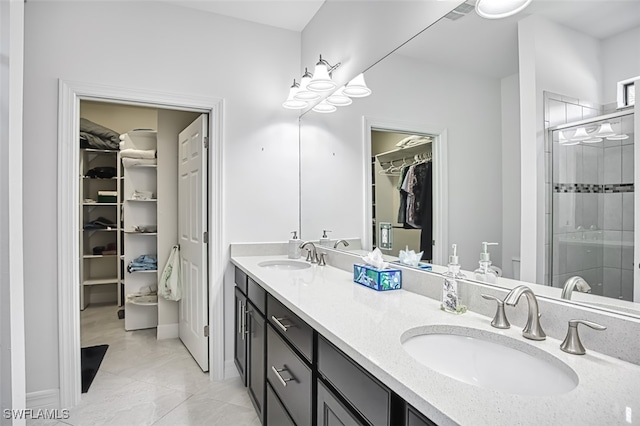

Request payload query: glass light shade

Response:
[606,134,630,140]
[570,127,590,141]
[583,137,603,144]
[326,87,353,106]
[282,86,308,109]
[476,0,532,19]
[558,130,568,144]
[595,122,616,138]
[294,75,321,101]
[343,73,372,98]
[308,62,336,92]
[312,100,337,114]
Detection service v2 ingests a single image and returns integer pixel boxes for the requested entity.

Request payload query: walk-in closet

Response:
[371,130,434,261]
[78,100,208,392]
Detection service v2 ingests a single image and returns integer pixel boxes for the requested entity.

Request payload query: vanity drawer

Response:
[234,267,248,294]
[318,335,392,426]
[267,382,295,426]
[406,404,437,426]
[267,294,313,362]
[267,324,312,426]
[247,277,266,316]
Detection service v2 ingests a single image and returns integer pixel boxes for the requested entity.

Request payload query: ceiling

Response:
[162,0,325,32]
[396,0,640,79]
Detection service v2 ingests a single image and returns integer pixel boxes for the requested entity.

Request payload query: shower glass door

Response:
[551,112,635,302]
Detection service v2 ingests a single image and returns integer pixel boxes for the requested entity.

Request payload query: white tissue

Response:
[399,247,423,267]
[362,248,389,270]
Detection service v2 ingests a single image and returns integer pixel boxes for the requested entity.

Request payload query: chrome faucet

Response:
[561,276,592,300]
[334,239,350,249]
[299,241,318,264]
[504,285,546,341]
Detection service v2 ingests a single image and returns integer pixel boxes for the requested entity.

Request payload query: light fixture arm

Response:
[317,55,341,75]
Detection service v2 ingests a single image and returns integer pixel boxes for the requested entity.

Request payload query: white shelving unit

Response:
[122,132,159,331]
[79,148,122,310]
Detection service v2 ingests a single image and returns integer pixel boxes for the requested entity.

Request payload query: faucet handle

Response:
[318,253,327,266]
[560,319,606,355]
[481,294,511,329]
[305,249,314,262]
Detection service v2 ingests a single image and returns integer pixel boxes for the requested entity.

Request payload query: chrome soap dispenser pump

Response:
[474,242,499,284]
[441,244,467,314]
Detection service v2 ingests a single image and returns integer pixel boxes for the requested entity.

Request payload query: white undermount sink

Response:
[402,326,578,396]
[258,260,311,270]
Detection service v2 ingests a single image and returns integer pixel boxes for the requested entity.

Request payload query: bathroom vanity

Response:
[231,247,640,426]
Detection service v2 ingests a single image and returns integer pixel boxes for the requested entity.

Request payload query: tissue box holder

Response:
[353,264,402,291]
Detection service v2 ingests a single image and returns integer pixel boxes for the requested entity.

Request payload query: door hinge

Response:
[203,231,209,244]
[204,136,209,149]
[204,325,209,337]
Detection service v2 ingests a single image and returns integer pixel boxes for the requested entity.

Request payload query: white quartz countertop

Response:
[231,254,640,426]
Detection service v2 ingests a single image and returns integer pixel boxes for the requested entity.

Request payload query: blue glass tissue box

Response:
[353,264,402,291]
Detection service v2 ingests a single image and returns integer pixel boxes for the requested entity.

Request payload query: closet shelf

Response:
[128,270,158,274]
[81,176,118,180]
[125,199,157,202]
[375,140,431,163]
[81,148,119,154]
[82,278,119,286]
[83,202,118,206]
[124,231,158,235]
[83,254,118,259]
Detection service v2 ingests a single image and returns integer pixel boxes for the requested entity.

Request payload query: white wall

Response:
[300,53,503,272]
[501,73,521,279]
[301,1,457,94]
[518,15,602,284]
[0,0,26,421]
[23,1,300,396]
[602,26,640,105]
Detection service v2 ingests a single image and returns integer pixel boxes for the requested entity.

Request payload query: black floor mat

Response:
[81,344,108,393]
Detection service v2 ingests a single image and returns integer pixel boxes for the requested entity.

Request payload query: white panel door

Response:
[178,114,209,371]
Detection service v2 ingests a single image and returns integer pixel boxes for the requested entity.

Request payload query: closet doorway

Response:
[363,118,449,266]
[58,81,224,408]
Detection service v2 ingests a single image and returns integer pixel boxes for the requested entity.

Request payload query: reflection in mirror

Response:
[300,1,640,317]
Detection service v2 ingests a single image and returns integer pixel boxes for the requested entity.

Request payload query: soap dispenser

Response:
[474,242,499,284]
[288,231,301,259]
[319,230,332,247]
[441,244,467,314]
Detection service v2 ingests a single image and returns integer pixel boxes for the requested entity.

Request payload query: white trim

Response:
[57,80,225,409]
[26,390,60,410]
[362,117,448,264]
[156,323,179,340]
[224,360,240,380]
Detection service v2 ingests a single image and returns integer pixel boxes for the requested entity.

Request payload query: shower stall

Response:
[550,110,635,301]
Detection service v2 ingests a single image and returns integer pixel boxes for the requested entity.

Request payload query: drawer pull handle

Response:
[241,301,247,341]
[271,366,294,387]
[271,316,295,332]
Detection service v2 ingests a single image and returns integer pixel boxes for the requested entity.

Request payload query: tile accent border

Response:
[554,183,635,193]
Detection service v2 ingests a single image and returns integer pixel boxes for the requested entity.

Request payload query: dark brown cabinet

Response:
[233,266,437,426]
[247,301,266,423]
[234,286,247,385]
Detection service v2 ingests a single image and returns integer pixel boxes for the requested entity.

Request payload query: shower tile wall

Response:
[547,93,635,301]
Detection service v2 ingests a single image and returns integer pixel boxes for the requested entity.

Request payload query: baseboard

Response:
[156,323,179,340]
[224,359,239,380]
[26,389,60,410]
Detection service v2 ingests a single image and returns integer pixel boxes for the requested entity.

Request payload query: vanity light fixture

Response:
[326,86,353,106]
[293,68,321,102]
[343,73,372,98]
[312,99,337,114]
[308,55,341,92]
[282,80,308,110]
[570,127,591,142]
[594,122,616,138]
[475,0,532,19]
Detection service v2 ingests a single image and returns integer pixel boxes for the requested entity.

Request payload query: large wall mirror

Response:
[299,0,640,317]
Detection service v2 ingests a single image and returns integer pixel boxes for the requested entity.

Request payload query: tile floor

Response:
[31,303,259,426]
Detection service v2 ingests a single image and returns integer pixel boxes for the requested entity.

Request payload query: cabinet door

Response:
[318,380,364,426]
[406,405,437,426]
[234,287,247,385]
[267,382,295,426]
[247,301,265,423]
